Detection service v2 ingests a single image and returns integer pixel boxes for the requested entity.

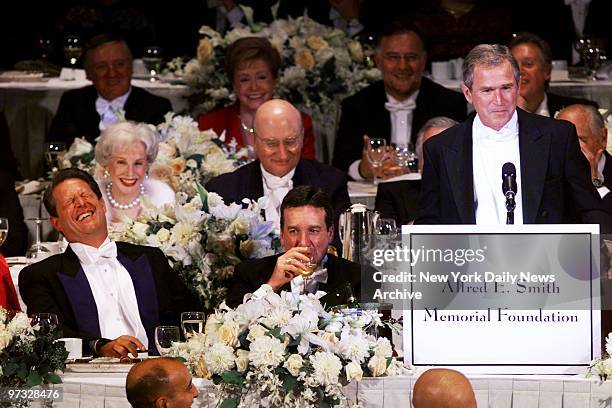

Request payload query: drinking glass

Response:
[180,312,205,339]
[143,46,163,81]
[63,35,82,80]
[155,325,180,355]
[36,34,55,61]
[299,245,318,295]
[25,218,50,262]
[44,142,66,173]
[375,218,398,236]
[394,143,418,174]
[367,138,387,184]
[31,313,58,334]
[0,218,8,247]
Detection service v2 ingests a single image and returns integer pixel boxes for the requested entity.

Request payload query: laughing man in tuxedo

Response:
[19,169,199,357]
[47,33,171,145]
[206,99,350,228]
[226,185,360,308]
[416,44,611,229]
[332,19,467,180]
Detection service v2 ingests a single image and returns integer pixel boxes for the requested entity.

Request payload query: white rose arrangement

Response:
[587,332,612,380]
[168,290,406,407]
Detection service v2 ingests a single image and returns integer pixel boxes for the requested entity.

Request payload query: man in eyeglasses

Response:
[206,99,350,230]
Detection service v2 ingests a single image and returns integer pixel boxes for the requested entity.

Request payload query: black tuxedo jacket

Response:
[226,253,361,309]
[47,86,172,144]
[416,109,612,231]
[332,78,467,173]
[205,159,351,226]
[375,178,422,226]
[19,242,200,355]
[546,92,599,116]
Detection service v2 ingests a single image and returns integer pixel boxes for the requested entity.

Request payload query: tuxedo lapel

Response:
[518,110,549,223]
[319,255,347,305]
[117,250,160,353]
[82,87,103,139]
[246,161,265,200]
[444,119,476,223]
[56,247,101,337]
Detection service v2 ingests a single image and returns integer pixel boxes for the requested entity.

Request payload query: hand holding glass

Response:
[155,325,179,355]
[299,245,318,295]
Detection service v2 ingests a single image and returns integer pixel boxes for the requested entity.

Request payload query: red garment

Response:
[0,254,20,311]
[197,102,316,160]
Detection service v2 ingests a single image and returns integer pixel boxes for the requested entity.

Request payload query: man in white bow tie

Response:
[47,33,172,146]
[332,18,467,180]
[226,185,361,308]
[206,99,350,232]
[417,44,611,230]
[19,169,200,358]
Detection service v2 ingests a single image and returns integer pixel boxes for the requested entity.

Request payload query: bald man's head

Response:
[412,369,476,408]
[253,99,303,177]
[557,104,607,163]
[126,357,198,408]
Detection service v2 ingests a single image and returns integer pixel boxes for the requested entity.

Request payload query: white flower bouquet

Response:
[169,290,404,407]
[587,332,612,380]
[110,187,280,310]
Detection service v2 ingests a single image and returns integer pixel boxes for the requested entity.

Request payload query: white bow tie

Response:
[96,98,124,130]
[385,100,416,113]
[263,174,292,190]
[74,240,118,265]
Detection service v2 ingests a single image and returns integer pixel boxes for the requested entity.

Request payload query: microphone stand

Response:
[505,194,515,225]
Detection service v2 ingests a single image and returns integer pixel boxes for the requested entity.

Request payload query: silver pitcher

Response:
[339,204,379,262]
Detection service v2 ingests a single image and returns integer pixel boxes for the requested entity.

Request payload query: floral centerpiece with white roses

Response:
[182,14,381,137]
[168,290,405,407]
[587,332,612,380]
[110,186,280,310]
[0,307,68,388]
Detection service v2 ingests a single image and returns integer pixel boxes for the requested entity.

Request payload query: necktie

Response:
[96,98,123,130]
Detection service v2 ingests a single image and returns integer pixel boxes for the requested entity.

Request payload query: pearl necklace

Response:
[106,182,145,210]
[240,118,255,134]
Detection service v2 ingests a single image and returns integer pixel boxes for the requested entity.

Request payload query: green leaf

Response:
[26,371,42,387]
[44,373,62,384]
[283,375,297,392]
[267,327,283,340]
[195,181,209,212]
[220,398,238,408]
[221,371,245,387]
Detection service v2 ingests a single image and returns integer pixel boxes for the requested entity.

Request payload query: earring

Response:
[104,169,110,179]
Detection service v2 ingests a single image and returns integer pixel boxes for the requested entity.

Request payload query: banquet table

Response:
[0,75,188,179]
[24,372,612,407]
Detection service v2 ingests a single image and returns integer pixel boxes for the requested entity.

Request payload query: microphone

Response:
[501,162,517,224]
[502,162,517,200]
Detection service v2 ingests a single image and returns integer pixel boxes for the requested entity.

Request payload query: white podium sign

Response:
[399,224,601,374]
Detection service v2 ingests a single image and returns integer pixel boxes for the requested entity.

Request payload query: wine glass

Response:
[25,218,50,262]
[36,34,55,61]
[299,245,318,295]
[367,138,387,184]
[155,325,180,356]
[375,218,398,236]
[44,142,66,173]
[180,312,205,339]
[394,143,418,174]
[63,35,82,81]
[0,218,8,247]
[31,313,59,334]
[143,46,163,81]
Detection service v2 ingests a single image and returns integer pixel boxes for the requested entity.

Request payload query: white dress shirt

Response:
[534,93,551,117]
[96,88,131,131]
[348,91,419,180]
[472,110,524,225]
[70,237,148,347]
[261,165,295,226]
[596,154,611,198]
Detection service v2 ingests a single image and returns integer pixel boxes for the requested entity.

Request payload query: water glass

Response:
[63,35,82,80]
[25,218,50,262]
[143,46,163,81]
[375,218,398,236]
[394,143,418,174]
[155,325,180,355]
[367,138,387,184]
[31,313,59,334]
[180,312,205,339]
[44,142,66,173]
[0,218,8,247]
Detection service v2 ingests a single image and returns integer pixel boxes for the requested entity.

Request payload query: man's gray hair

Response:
[559,104,606,135]
[416,116,458,160]
[462,44,520,89]
[95,121,159,167]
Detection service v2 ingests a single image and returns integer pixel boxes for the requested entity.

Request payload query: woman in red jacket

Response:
[197,37,316,160]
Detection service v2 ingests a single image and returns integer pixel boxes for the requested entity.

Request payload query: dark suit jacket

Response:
[332,78,467,173]
[226,253,361,308]
[375,178,422,226]
[18,242,200,355]
[197,102,316,160]
[416,109,612,231]
[47,86,172,145]
[0,170,28,257]
[205,159,351,229]
[546,92,599,116]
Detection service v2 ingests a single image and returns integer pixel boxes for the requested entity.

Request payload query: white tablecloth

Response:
[26,372,612,407]
[0,77,188,179]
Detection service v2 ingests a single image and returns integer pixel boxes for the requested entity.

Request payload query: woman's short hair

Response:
[95,121,159,167]
[224,37,281,80]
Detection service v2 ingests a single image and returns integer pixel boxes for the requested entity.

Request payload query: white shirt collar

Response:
[535,94,550,117]
[474,109,519,142]
[260,164,296,187]
[386,90,419,107]
[97,87,131,106]
[70,236,115,265]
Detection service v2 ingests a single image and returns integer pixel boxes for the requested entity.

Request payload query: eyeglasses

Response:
[258,137,301,150]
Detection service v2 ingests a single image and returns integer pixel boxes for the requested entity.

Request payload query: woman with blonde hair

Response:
[95,121,175,223]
